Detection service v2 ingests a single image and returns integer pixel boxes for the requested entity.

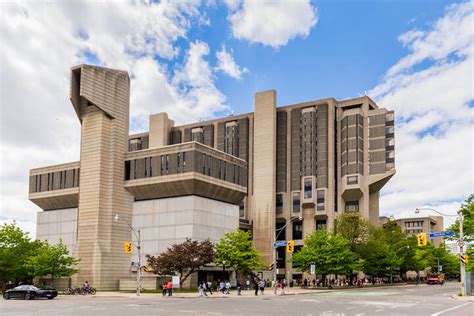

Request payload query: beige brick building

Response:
[29,65,395,288]
[380,216,445,247]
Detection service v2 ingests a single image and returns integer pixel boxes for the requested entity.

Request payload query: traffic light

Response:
[417,233,427,247]
[268,263,274,271]
[124,241,133,253]
[460,254,469,265]
[287,240,295,253]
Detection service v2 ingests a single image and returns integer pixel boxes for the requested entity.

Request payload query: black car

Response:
[3,285,58,300]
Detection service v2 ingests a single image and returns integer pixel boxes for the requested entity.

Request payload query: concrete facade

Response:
[29,64,395,288]
[36,208,78,255]
[380,216,444,247]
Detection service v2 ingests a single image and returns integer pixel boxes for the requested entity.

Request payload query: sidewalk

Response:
[87,288,331,299]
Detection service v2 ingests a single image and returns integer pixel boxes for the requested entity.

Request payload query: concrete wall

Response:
[130,195,239,263]
[36,208,78,255]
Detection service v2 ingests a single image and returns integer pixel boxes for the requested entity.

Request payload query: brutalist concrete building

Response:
[29,65,395,289]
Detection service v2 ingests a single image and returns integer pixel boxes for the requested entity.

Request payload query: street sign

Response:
[438,265,442,272]
[429,231,455,238]
[310,264,316,275]
[458,241,465,249]
[273,241,288,247]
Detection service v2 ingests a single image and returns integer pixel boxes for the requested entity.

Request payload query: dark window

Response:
[292,192,301,213]
[276,222,286,241]
[177,152,181,171]
[276,247,285,268]
[125,161,131,180]
[292,220,303,240]
[182,152,186,169]
[239,202,245,218]
[303,178,312,199]
[345,201,359,212]
[165,155,169,175]
[276,194,283,214]
[316,190,325,211]
[316,219,327,230]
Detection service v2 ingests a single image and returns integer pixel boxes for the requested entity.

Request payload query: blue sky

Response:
[0,0,472,235]
[179,0,458,115]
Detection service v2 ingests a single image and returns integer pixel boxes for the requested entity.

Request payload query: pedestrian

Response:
[254,279,259,296]
[303,278,308,289]
[276,280,281,295]
[219,280,225,294]
[225,280,231,294]
[166,279,173,296]
[207,281,213,295]
[161,283,167,296]
[201,281,208,296]
[312,278,316,287]
[237,281,242,295]
[281,279,286,295]
[246,279,250,290]
[258,279,265,295]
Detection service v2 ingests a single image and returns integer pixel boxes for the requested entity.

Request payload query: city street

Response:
[1,282,472,316]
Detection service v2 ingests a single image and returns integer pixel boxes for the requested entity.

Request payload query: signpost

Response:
[310,264,316,275]
[429,231,455,238]
[273,241,288,247]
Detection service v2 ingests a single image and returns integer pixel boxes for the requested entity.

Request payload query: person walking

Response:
[202,281,208,296]
[219,280,225,294]
[237,281,242,295]
[166,279,173,296]
[225,280,231,294]
[206,281,213,295]
[281,279,286,295]
[161,283,167,297]
[253,279,259,296]
[258,279,265,295]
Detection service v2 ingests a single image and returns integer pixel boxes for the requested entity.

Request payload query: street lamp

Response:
[114,213,142,297]
[274,216,303,289]
[415,207,466,296]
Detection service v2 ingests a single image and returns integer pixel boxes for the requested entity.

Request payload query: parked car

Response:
[3,285,58,300]
[426,276,441,285]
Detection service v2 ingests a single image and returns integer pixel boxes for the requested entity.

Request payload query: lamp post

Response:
[274,216,303,290]
[222,260,226,280]
[114,213,141,297]
[415,207,466,296]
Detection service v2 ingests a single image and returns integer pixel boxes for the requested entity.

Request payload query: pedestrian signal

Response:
[287,240,295,253]
[460,254,469,265]
[417,233,427,247]
[124,241,133,253]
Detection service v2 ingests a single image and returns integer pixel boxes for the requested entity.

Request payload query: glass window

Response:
[292,192,301,213]
[303,178,312,199]
[276,222,286,241]
[345,201,359,212]
[347,176,358,185]
[386,126,395,134]
[316,190,325,211]
[239,202,245,218]
[276,194,283,214]
[316,219,327,230]
[386,112,395,121]
[292,221,303,240]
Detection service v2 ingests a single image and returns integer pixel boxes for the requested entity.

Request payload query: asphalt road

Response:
[1,282,472,316]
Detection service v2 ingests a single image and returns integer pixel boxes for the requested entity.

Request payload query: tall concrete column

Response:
[70,65,134,290]
[252,90,276,264]
[149,112,174,149]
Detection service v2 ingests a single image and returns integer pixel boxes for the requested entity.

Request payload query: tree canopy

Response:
[447,194,474,243]
[292,230,356,277]
[214,229,264,275]
[146,238,214,286]
[25,240,79,282]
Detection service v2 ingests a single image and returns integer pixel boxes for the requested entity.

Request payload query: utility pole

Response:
[415,207,467,296]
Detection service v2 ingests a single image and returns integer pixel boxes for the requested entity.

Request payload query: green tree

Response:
[292,230,356,282]
[25,240,80,283]
[430,245,459,277]
[334,213,371,252]
[447,194,474,243]
[146,238,215,286]
[0,222,42,290]
[214,229,264,276]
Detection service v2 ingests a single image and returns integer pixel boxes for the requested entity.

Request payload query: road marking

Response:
[207,313,223,315]
[375,309,384,312]
[179,310,197,313]
[430,302,471,316]
[354,313,366,316]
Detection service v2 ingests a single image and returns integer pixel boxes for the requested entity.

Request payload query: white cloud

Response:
[215,45,248,79]
[227,0,318,48]
[371,2,474,228]
[0,1,229,235]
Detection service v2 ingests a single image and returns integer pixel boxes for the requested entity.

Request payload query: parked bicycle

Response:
[63,286,96,295]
